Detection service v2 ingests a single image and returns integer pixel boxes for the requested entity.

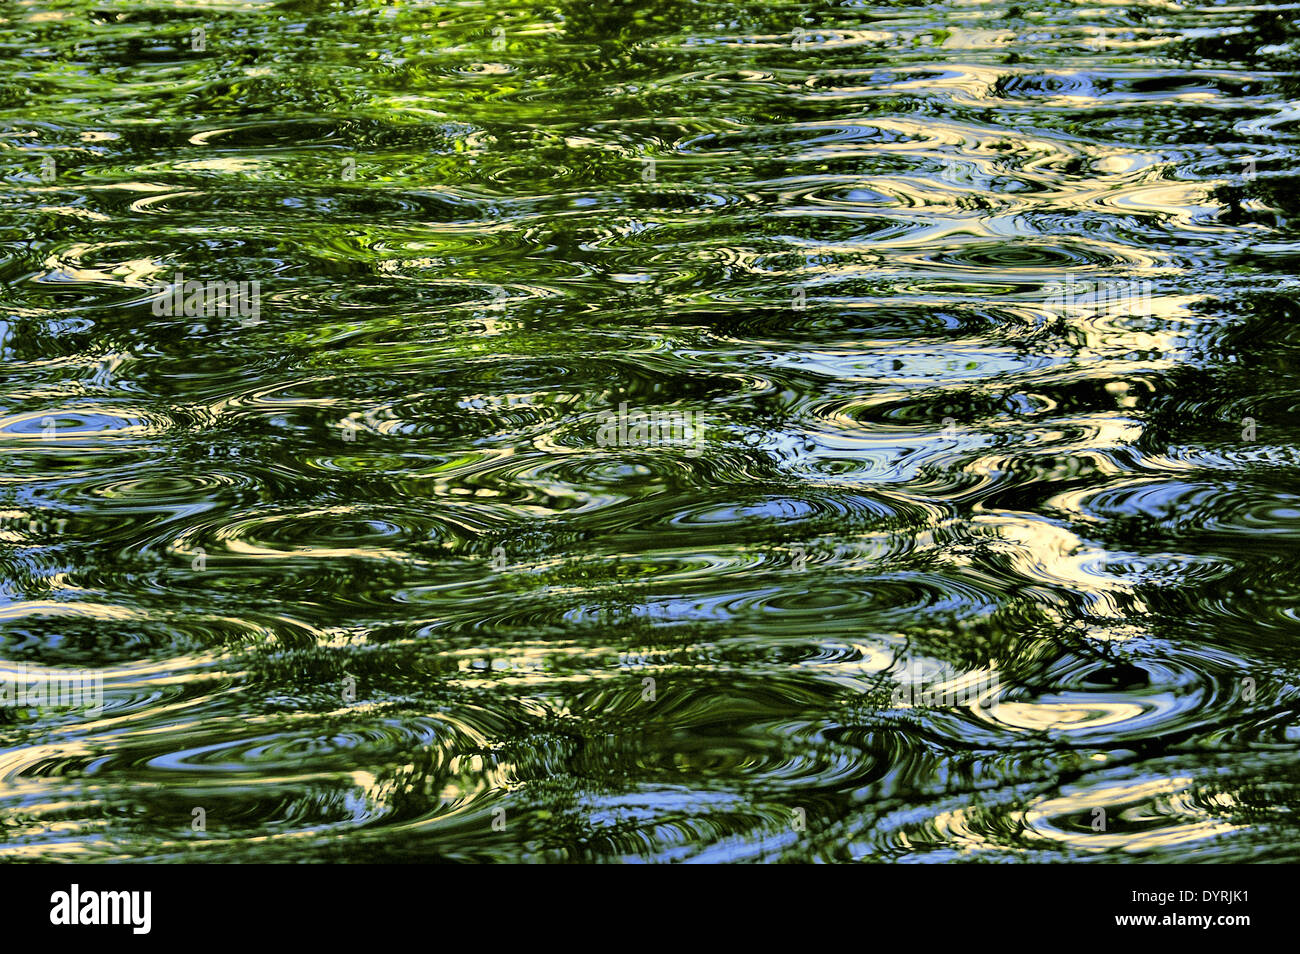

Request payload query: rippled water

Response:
[2,0,1299,863]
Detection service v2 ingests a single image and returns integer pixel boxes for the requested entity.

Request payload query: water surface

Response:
[1,0,1299,862]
